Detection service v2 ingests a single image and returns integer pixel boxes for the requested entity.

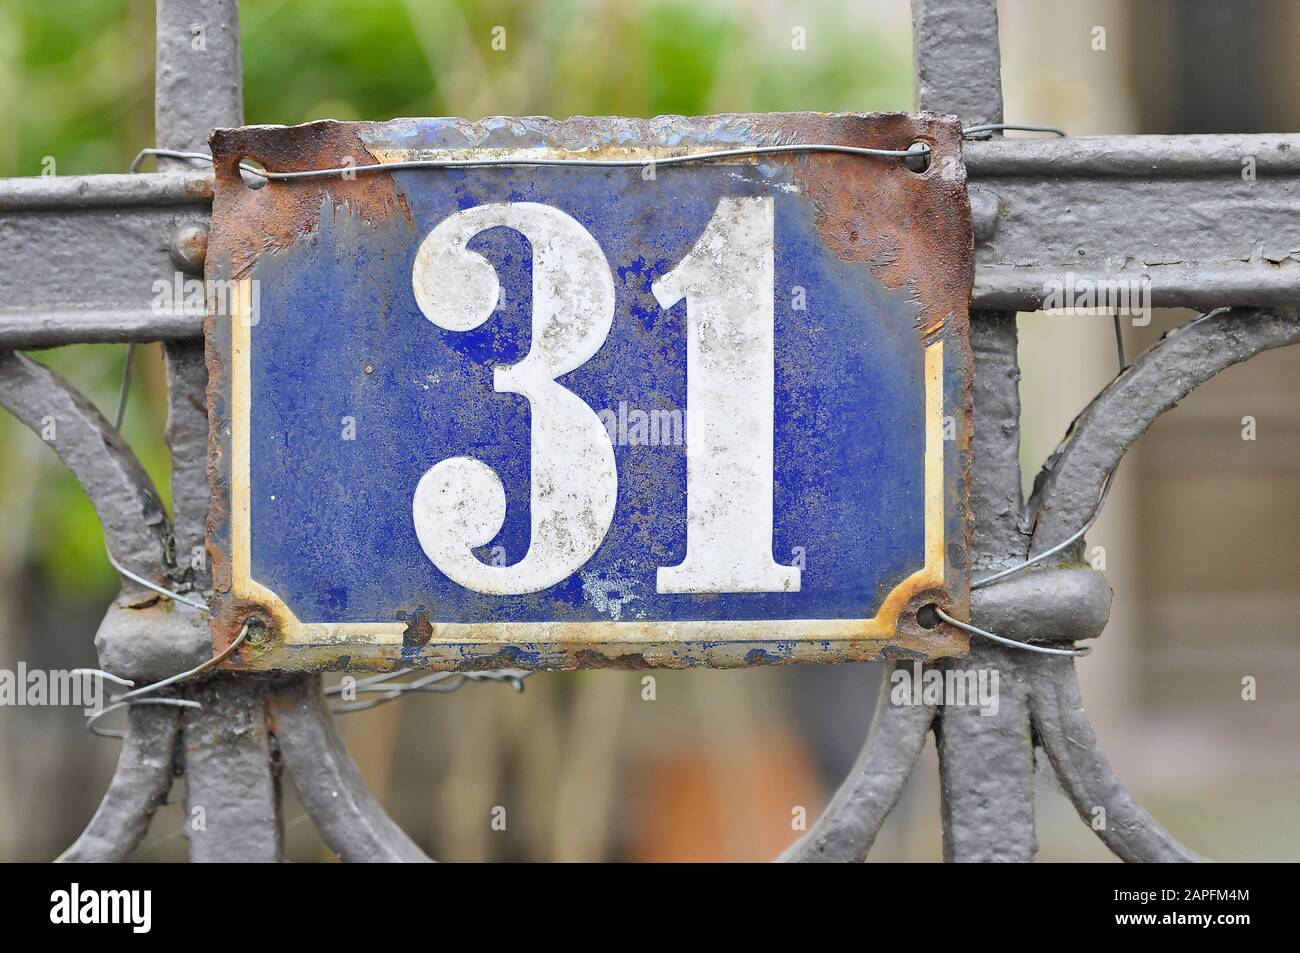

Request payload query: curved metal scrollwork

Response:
[0,350,170,593]
[55,704,182,863]
[268,677,433,863]
[787,307,1299,862]
[781,661,936,862]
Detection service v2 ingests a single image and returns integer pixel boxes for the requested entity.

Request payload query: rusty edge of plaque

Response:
[204,112,975,673]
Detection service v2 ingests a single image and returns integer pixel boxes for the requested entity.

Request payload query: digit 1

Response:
[652,196,800,594]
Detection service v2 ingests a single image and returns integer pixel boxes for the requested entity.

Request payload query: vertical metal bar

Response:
[155,0,243,161]
[154,0,241,559]
[912,0,1004,129]
[162,339,212,591]
[153,0,284,862]
[935,639,1037,862]
[182,675,284,863]
[913,0,1038,862]
[967,311,1030,563]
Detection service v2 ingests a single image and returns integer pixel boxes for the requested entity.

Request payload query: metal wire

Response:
[115,621,252,703]
[935,606,1090,658]
[326,667,530,714]
[88,697,202,739]
[961,123,1067,138]
[104,546,210,612]
[133,122,1066,186]
[260,143,929,180]
[131,147,269,180]
[113,343,135,431]
[85,623,252,738]
[972,470,1116,592]
[69,668,135,689]
[1112,308,1127,369]
[133,141,928,185]
[101,539,526,717]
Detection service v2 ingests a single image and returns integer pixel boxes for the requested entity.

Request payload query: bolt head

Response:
[169,223,209,274]
[904,141,931,174]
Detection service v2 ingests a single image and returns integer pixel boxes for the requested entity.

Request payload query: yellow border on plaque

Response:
[229,275,946,647]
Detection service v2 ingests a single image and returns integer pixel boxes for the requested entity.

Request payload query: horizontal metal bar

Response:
[2,307,204,346]
[0,170,213,211]
[3,133,1299,347]
[0,172,212,347]
[975,262,1300,310]
[968,134,1300,310]
[965,133,1300,175]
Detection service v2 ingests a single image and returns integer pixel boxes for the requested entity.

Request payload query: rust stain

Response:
[401,610,434,651]
[203,338,230,600]
[209,120,414,280]
[754,112,974,347]
[215,629,969,676]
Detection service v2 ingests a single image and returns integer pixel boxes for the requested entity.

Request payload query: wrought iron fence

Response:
[1,0,1296,862]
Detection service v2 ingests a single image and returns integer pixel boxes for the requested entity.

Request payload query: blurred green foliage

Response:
[0,0,910,604]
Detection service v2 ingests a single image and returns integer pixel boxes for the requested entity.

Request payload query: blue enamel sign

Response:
[206,114,974,671]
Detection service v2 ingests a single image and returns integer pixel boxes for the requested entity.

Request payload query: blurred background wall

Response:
[0,0,1295,861]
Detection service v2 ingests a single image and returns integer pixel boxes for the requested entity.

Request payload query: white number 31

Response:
[410,197,800,597]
